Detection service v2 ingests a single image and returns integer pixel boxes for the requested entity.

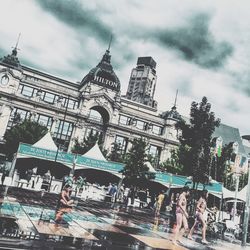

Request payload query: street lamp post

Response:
[233,173,240,222]
[49,95,70,191]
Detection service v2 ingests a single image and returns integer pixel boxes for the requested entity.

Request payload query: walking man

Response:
[172,186,190,245]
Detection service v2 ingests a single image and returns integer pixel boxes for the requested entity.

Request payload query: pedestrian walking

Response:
[1,168,7,185]
[188,189,209,244]
[107,183,112,194]
[155,190,165,215]
[170,192,179,228]
[138,188,147,208]
[123,187,130,205]
[108,184,117,202]
[128,186,136,206]
[172,186,190,245]
[117,184,125,202]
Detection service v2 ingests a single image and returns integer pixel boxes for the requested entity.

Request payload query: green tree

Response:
[4,119,48,160]
[122,137,155,185]
[107,142,124,162]
[71,130,107,156]
[159,148,184,175]
[213,142,249,190]
[211,142,234,183]
[176,97,220,187]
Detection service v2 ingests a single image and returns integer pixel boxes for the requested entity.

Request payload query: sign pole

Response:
[233,173,239,222]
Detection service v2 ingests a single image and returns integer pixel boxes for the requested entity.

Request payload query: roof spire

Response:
[173,89,178,108]
[107,35,112,52]
[11,33,21,56]
[15,33,21,50]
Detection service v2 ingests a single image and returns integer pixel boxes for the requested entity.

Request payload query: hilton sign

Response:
[94,75,119,91]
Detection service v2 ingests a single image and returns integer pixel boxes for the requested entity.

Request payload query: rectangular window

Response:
[58,97,78,110]
[7,107,30,129]
[36,114,52,129]
[136,120,145,130]
[85,128,101,138]
[67,99,76,109]
[115,135,128,155]
[43,92,56,104]
[148,145,161,168]
[152,125,162,135]
[53,120,73,151]
[119,115,131,125]
[149,145,158,157]
[22,85,34,97]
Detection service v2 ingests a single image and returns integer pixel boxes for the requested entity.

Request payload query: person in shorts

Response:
[54,184,74,225]
[172,186,190,245]
[188,189,209,244]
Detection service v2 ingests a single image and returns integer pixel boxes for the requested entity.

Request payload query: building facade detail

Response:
[0,45,245,169]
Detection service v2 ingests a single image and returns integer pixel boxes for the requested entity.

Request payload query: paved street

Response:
[0,186,250,249]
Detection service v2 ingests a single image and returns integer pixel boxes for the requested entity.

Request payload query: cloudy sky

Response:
[0,0,250,135]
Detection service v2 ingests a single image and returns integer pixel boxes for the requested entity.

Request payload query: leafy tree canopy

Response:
[159,148,184,175]
[4,119,48,160]
[122,137,155,185]
[107,142,124,163]
[71,130,107,157]
[175,96,220,185]
[211,142,234,183]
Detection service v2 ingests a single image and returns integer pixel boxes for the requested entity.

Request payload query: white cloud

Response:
[0,0,249,135]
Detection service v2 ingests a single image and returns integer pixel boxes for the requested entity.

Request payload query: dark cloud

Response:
[35,0,111,42]
[153,13,233,69]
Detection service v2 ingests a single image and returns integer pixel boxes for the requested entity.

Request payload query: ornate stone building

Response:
[0,44,246,168]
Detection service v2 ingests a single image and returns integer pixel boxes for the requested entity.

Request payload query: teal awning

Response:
[154,172,222,194]
[17,143,222,194]
[17,143,124,173]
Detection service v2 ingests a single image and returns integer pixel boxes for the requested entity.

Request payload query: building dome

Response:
[80,49,120,92]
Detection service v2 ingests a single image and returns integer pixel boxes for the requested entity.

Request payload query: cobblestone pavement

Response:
[0,186,250,250]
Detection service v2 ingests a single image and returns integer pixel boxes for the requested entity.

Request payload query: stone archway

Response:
[90,106,110,125]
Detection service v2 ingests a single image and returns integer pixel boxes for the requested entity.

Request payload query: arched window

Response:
[89,110,103,123]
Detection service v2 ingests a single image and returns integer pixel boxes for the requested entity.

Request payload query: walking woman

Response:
[172,186,190,245]
[188,189,209,244]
